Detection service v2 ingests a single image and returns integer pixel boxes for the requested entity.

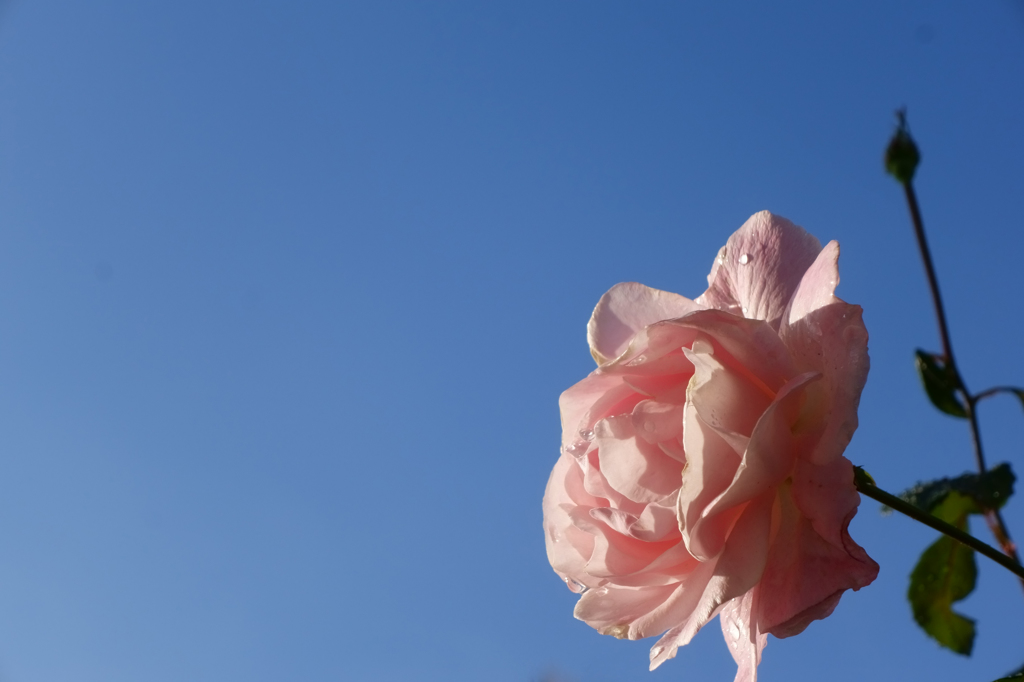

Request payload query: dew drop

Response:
[729,622,741,641]
[564,577,588,594]
[741,306,748,316]
[739,253,751,265]
[579,428,595,441]
[651,646,664,658]
[627,354,647,366]
[562,441,588,458]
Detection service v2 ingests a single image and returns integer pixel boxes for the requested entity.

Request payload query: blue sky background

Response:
[0,1,1023,681]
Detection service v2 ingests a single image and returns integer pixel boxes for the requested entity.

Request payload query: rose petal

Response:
[632,399,686,444]
[783,302,869,466]
[596,415,684,504]
[757,480,879,638]
[543,454,599,587]
[677,310,797,394]
[574,583,680,636]
[687,372,819,559]
[697,211,822,328]
[559,372,629,450]
[588,282,700,365]
[646,490,773,669]
[678,402,743,555]
[683,337,774,439]
[785,240,841,325]
[720,590,768,682]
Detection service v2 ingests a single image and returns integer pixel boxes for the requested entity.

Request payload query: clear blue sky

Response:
[0,1,1023,681]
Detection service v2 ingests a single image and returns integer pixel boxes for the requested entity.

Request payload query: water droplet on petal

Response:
[729,623,741,641]
[741,306,748,316]
[564,577,588,593]
[627,354,647,366]
[562,441,588,458]
[739,253,751,265]
[579,428,595,441]
[651,646,664,658]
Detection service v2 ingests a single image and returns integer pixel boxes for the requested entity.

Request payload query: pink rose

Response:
[543,211,879,681]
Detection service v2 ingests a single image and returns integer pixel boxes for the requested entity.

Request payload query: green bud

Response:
[885,108,920,184]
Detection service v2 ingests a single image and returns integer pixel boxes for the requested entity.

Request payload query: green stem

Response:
[975,385,1024,402]
[899,168,1024,584]
[854,468,1024,581]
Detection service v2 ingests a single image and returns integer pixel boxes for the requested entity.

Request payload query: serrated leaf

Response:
[915,350,967,418]
[895,463,1015,515]
[907,491,977,655]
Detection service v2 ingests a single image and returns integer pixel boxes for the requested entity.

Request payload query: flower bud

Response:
[885,109,921,184]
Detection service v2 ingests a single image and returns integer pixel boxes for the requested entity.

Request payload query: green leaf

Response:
[992,675,1024,682]
[894,463,1016,515]
[915,350,967,418]
[907,491,977,655]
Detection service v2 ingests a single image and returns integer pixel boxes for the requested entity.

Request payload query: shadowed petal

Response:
[757,480,878,638]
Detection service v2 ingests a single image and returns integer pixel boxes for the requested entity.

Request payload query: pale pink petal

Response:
[790,455,860,550]
[588,282,701,364]
[543,454,599,588]
[637,557,719,648]
[612,541,695,587]
[785,240,841,325]
[647,491,773,668]
[567,507,679,579]
[757,480,878,638]
[687,372,819,559]
[782,301,869,466]
[696,211,822,328]
[590,495,680,543]
[678,402,743,557]
[683,338,773,439]
[781,241,870,466]
[580,449,644,513]
[720,590,768,682]
[631,400,686,444]
[559,372,629,450]
[596,415,684,504]
[574,583,680,636]
[675,310,797,394]
[604,320,700,374]
[622,373,691,404]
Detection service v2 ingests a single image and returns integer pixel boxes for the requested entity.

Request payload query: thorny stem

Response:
[854,470,1024,582]
[901,179,1024,590]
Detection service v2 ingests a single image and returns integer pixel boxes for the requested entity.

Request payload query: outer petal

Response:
[648,491,774,670]
[697,211,822,328]
[588,282,701,365]
[756,479,878,638]
[720,590,767,682]
[574,583,680,637]
[781,242,869,466]
[543,454,599,589]
[559,372,630,451]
